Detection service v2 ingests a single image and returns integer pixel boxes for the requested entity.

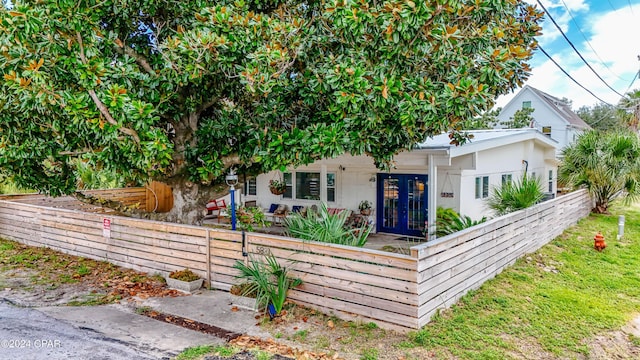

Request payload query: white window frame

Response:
[475,176,489,199]
[244,178,257,196]
[282,171,336,203]
[501,174,512,185]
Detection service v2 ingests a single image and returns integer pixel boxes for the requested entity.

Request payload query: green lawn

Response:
[403,203,640,359]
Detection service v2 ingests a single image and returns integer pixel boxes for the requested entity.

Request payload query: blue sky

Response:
[495,0,640,110]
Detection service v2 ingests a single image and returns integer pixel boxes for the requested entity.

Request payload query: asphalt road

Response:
[0,300,156,360]
[0,297,231,360]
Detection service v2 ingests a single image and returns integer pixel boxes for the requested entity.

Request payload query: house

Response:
[242,129,558,238]
[496,85,591,154]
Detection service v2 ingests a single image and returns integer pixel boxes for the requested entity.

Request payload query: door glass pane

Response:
[407,178,426,231]
[383,178,399,228]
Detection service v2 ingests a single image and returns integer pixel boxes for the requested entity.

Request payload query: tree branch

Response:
[196,97,218,114]
[76,32,141,144]
[113,39,156,76]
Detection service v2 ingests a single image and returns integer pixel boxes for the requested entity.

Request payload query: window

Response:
[296,172,321,200]
[475,176,489,199]
[283,172,293,199]
[548,170,553,193]
[283,172,336,202]
[501,174,512,185]
[522,101,532,109]
[542,126,552,137]
[244,178,257,196]
[326,173,336,202]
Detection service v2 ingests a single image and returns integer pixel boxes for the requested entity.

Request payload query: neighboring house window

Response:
[244,178,257,196]
[326,173,336,202]
[283,172,293,199]
[501,174,512,185]
[475,176,489,199]
[522,101,532,109]
[548,170,553,193]
[542,126,552,137]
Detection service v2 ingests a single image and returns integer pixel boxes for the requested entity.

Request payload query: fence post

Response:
[206,229,211,288]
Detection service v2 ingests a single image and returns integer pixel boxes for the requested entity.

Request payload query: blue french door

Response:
[377,174,428,236]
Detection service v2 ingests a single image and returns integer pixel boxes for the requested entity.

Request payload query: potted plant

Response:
[269,179,287,195]
[358,200,372,216]
[166,268,203,293]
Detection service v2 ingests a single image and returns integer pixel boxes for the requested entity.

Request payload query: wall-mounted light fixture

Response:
[339,165,346,171]
[369,176,376,183]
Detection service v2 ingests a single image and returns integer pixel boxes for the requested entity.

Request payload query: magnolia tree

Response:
[0,0,542,222]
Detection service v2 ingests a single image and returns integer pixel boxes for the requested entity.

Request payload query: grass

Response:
[173,345,215,360]
[404,203,640,358]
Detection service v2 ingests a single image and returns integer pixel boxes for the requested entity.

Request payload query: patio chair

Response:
[205,199,227,222]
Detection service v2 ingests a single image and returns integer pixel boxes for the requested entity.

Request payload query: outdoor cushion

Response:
[274,204,288,215]
[292,206,303,213]
[268,203,279,213]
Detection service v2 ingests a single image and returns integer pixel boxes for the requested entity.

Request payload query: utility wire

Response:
[538,45,614,106]
[536,0,627,99]
[629,0,635,15]
[607,0,616,11]
[560,0,629,81]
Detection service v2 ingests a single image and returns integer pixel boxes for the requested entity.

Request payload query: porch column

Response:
[428,154,437,240]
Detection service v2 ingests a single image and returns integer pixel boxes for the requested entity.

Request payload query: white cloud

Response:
[497,1,640,110]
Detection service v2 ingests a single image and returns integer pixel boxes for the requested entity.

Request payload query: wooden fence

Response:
[0,189,591,330]
[0,183,172,213]
[410,189,592,328]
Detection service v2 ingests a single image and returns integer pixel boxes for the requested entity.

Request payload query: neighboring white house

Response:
[496,85,591,154]
[241,128,558,238]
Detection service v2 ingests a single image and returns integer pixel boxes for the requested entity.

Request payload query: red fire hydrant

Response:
[594,232,606,252]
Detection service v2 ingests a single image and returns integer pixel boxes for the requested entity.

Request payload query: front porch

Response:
[201,217,426,254]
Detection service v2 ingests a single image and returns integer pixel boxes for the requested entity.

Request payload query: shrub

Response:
[237,206,270,231]
[435,207,487,237]
[487,174,544,216]
[284,203,371,247]
[168,268,200,282]
[233,253,302,316]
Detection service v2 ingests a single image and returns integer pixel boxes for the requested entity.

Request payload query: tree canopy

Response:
[576,89,640,132]
[559,130,640,214]
[0,0,542,211]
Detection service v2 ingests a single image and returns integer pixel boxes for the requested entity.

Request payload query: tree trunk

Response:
[158,179,230,225]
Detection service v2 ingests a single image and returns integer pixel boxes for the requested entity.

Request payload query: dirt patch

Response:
[204,350,293,360]
[0,239,184,307]
[587,330,640,359]
[255,304,437,360]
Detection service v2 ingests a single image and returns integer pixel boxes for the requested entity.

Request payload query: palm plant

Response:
[487,174,544,216]
[559,130,640,213]
[284,202,371,247]
[435,207,487,237]
[233,253,302,317]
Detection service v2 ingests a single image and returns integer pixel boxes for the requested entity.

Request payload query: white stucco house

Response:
[497,85,591,154]
[240,128,558,238]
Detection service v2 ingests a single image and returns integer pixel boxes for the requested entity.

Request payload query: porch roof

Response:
[416,128,558,158]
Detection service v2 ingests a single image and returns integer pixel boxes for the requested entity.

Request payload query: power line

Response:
[607,0,616,11]
[538,45,613,106]
[536,0,627,99]
[629,0,635,15]
[560,0,629,81]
